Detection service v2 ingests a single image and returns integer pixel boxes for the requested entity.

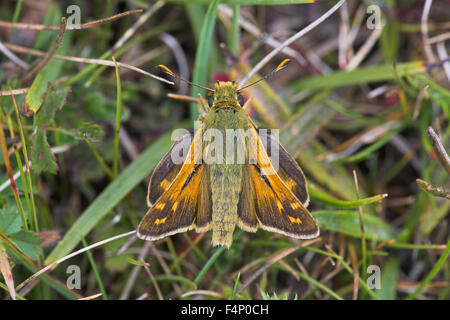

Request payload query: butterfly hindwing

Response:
[237,164,258,232]
[194,165,212,232]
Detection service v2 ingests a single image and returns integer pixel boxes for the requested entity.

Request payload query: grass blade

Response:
[190,0,221,119]
[406,240,450,300]
[292,61,426,91]
[312,210,394,241]
[194,246,226,286]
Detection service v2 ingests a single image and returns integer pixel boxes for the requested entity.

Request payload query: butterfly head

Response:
[213,81,238,101]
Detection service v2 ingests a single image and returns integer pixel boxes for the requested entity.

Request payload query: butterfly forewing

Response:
[258,129,309,206]
[138,126,206,240]
[242,124,319,239]
[147,132,194,206]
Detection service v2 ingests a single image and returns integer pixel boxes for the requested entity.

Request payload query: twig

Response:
[416,179,450,200]
[150,242,183,297]
[236,238,320,295]
[436,42,450,83]
[167,93,199,103]
[119,241,151,300]
[238,0,345,88]
[3,42,173,85]
[219,5,307,68]
[348,4,366,44]
[345,22,383,70]
[112,56,122,179]
[0,87,29,96]
[0,41,29,69]
[293,258,308,282]
[21,17,67,84]
[15,230,136,292]
[111,4,163,52]
[160,33,189,94]
[181,290,226,299]
[338,1,351,68]
[0,9,143,31]
[141,259,164,300]
[347,242,360,300]
[300,266,343,300]
[78,293,103,300]
[421,0,436,63]
[412,85,429,121]
[428,127,450,174]
[428,32,450,44]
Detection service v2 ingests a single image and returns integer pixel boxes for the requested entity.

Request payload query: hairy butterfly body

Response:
[138,65,319,247]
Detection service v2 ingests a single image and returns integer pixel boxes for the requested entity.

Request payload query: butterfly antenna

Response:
[157,65,215,92]
[237,59,291,92]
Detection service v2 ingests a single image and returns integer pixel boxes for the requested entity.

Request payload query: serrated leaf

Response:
[32,128,58,174]
[8,230,43,261]
[74,122,104,143]
[0,206,22,235]
[312,210,394,241]
[35,87,70,126]
[25,79,51,114]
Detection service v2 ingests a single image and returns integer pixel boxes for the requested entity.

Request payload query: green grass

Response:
[0,0,448,301]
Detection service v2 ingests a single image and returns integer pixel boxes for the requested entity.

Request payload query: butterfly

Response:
[137,60,319,248]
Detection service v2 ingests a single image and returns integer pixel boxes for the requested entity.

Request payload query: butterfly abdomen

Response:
[204,108,247,248]
[210,163,242,247]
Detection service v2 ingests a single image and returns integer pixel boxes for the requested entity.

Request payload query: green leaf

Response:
[31,128,58,174]
[74,122,104,143]
[34,87,70,126]
[377,258,399,300]
[309,186,387,209]
[8,230,43,261]
[154,275,197,290]
[312,210,394,241]
[127,258,148,267]
[25,77,52,114]
[0,206,22,235]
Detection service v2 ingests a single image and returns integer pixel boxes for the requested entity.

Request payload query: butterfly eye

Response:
[237,94,244,106]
